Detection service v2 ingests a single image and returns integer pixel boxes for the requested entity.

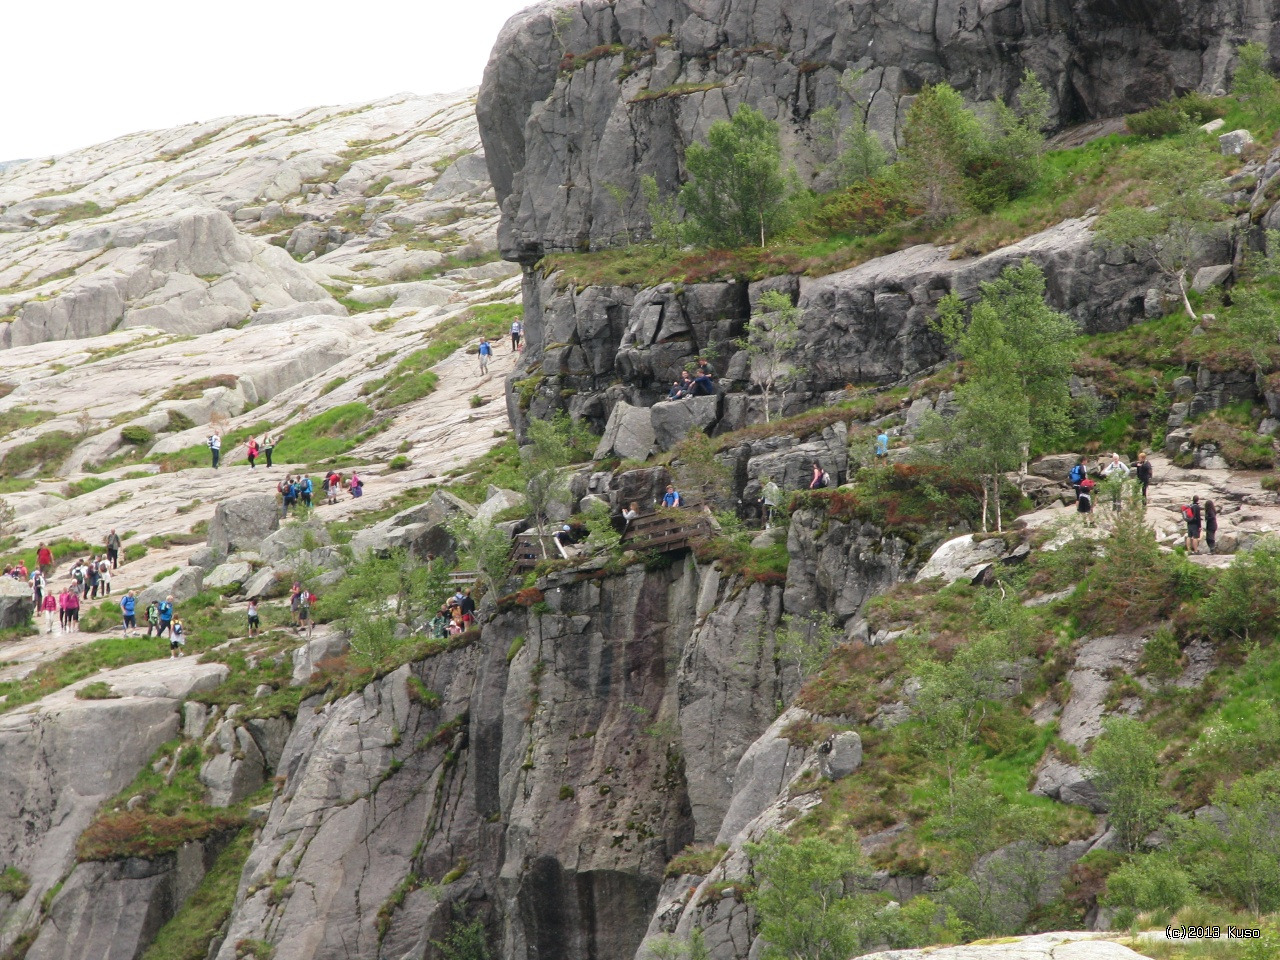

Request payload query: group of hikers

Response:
[476,318,524,376]
[429,587,476,638]
[667,359,717,400]
[1067,452,1218,552]
[206,431,276,470]
[277,470,362,518]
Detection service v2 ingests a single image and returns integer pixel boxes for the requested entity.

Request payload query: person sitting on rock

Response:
[668,380,685,401]
[662,485,682,508]
[678,371,695,397]
[690,372,716,396]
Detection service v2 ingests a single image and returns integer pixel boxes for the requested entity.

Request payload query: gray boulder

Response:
[137,566,204,608]
[475,488,525,524]
[241,567,285,601]
[1192,264,1233,292]
[1220,129,1255,155]
[1032,758,1106,813]
[650,395,720,452]
[0,576,32,629]
[818,731,863,781]
[203,562,253,591]
[207,494,279,557]
[594,400,656,462]
[258,519,331,565]
[915,534,1008,586]
[186,546,223,571]
[199,724,266,807]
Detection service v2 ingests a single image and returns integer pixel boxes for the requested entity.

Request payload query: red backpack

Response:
[1181,504,1195,521]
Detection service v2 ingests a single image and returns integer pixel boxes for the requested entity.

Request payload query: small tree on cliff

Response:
[1095,138,1227,319]
[681,104,790,248]
[740,290,804,422]
[928,259,1078,529]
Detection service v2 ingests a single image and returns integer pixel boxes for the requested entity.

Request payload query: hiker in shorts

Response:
[63,588,79,631]
[169,620,185,658]
[247,599,261,637]
[1184,496,1202,553]
[478,337,492,375]
[120,590,137,637]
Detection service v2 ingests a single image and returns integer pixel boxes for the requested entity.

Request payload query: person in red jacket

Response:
[36,544,53,578]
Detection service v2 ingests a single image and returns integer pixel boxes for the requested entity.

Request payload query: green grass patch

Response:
[444,437,522,505]
[139,827,255,960]
[0,430,77,478]
[64,476,115,498]
[0,407,55,436]
[162,375,238,402]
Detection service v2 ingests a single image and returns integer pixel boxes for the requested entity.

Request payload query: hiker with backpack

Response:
[157,596,174,639]
[809,462,831,490]
[301,475,314,509]
[1068,457,1088,500]
[145,600,160,637]
[36,543,53,578]
[478,337,493,375]
[279,475,297,518]
[98,558,111,596]
[247,436,259,469]
[40,590,57,634]
[120,591,137,637]
[262,432,276,468]
[62,586,79,631]
[106,530,121,569]
[207,432,221,469]
[349,473,363,499]
[169,620,185,658]
[299,589,315,639]
[1183,496,1202,553]
[1077,477,1096,524]
[247,599,261,637]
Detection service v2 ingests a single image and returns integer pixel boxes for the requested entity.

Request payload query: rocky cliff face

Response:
[479,0,1276,257]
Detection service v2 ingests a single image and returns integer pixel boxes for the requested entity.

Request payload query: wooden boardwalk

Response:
[508,507,713,574]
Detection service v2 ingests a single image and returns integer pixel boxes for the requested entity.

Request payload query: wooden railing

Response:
[621,507,712,554]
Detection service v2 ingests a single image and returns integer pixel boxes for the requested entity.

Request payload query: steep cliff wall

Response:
[479,0,1276,257]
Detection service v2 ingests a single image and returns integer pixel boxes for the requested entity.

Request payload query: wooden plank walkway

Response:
[621,508,711,554]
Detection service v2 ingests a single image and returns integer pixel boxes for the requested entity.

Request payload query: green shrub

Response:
[76,681,120,700]
[0,431,77,478]
[120,425,154,446]
[469,395,486,409]
[388,455,411,471]
[124,544,148,563]
[1175,91,1229,124]
[1102,854,1192,915]
[0,866,30,899]
[1200,537,1280,639]
[1124,101,1192,138]
[152,566,179,582]
[165,409,196,433]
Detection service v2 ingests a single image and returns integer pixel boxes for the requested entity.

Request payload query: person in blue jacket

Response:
[120,590,137,637]
[157,596,174,639]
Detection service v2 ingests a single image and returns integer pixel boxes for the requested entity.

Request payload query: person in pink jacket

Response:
[62,588,80,632]
[40,592,57,634]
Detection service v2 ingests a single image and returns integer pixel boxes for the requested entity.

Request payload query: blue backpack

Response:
[1069,464,1086,485]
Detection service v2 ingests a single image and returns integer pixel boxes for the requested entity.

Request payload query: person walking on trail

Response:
[299,589,314,639]
[145,601,160,637]
[106,529,121,569]
[207,432,221,469]
[875,431,890,461]
[36,543,53,578]
[63,587,79,632]
[87,558,100,600]
[40,590,57,634]
[290,583,302,631]
[247,436,259,469]
[120,591,137,637]
[1077,478,1095,524]
[30,570,45,614]
[301,475,314,509]
[1204,499,1219,554]
[169,620,185,659]
[247,599,261,638]
[1101,453,1129,512]
[478,337,493,375]
[1183,496,1202,554]
[510,318,523,352]
[279,475,296,518]
[262,432,276,468]
[157,596,174,639]
[1135,452,1153,502]
[762,477,781,528]
[98,557,111,596]
[1068,457,1088,500]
